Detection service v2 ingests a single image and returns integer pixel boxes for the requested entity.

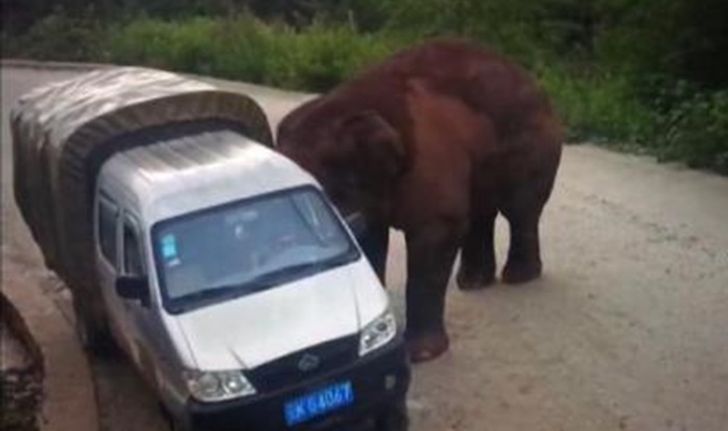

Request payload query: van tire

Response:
[375,400,408,431]
[73,296,113,356]
[168,418,189,431]
[160,404,191,431]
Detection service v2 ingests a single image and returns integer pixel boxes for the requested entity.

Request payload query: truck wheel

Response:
[168,418,191,431]
[73,298,112,355]
[160,404,192,431]
[375,400,408,431]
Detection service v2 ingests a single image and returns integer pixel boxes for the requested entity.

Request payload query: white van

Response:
[12,68,409,431]
[98,127,409,430]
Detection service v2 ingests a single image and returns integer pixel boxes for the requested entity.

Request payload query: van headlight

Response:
[359,310,397,356]
[184,370,256,402]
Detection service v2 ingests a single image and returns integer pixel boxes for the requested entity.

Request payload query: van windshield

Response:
[152,187,359,313]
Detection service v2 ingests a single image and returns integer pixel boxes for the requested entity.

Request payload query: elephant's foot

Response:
[502,258,542,284]
[406,330,449,363]
[456,269,496,291]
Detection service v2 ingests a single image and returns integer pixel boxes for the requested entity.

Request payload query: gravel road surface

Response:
[2,65,728,431]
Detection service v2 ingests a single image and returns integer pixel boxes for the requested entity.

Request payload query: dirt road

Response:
[2,65,728,431]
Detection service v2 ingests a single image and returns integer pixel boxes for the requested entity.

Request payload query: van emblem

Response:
[297,353,320,372]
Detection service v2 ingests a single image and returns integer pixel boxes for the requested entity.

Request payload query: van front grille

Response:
[247,335,358,392]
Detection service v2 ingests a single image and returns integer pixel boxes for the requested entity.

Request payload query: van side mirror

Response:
[344,212,368,238]
[116,276,150,306]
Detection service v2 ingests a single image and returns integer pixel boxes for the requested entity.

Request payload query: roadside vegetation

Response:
[2,0,727,174]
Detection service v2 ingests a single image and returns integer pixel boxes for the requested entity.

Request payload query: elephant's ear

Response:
[342,111,408,179]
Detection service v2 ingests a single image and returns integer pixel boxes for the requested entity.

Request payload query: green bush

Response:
[3,9,107,61]
[267,23,398,91]
[655,88,728,173]
[107,16,398,92]
[108,18,219,73]
[537,65,653,145]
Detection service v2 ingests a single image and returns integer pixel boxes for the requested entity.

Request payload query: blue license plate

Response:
[283,381,355,426]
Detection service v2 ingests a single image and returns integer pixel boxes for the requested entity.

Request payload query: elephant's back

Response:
[339,38,558,143]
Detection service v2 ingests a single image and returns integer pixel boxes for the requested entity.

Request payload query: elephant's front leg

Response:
[404,224,463,363]
[356,222,390,283]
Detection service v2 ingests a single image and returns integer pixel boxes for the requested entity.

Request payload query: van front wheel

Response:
[160,404,192,431]
[73,297,112,355]
[375,400,408,431]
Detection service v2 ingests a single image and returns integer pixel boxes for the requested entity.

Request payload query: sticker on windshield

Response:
[161,234,181,267]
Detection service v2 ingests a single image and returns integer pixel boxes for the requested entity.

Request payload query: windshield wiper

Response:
[245,261,326,288]
[174,261,329,311]
[172,285,243,313]
[246,252,357,290]
[170,252,358,313]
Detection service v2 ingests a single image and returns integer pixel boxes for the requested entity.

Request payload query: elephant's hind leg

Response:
[501,205,543,284]
[499,124,560,284]
[456,209,497,290]
[500,166,557,284]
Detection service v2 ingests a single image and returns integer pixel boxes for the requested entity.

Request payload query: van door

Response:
[96,194,133,350]
[120,213,164,388]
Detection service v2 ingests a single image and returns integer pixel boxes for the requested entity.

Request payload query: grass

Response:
[537,65,654,145]
[107,16,400,92]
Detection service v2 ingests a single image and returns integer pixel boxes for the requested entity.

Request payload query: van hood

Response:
[172,261,386,371]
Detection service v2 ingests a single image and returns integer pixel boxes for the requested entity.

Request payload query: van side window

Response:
[123,219,144,276]
[98,197,118,267]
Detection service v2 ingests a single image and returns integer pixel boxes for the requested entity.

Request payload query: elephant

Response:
[276,39,563,363]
